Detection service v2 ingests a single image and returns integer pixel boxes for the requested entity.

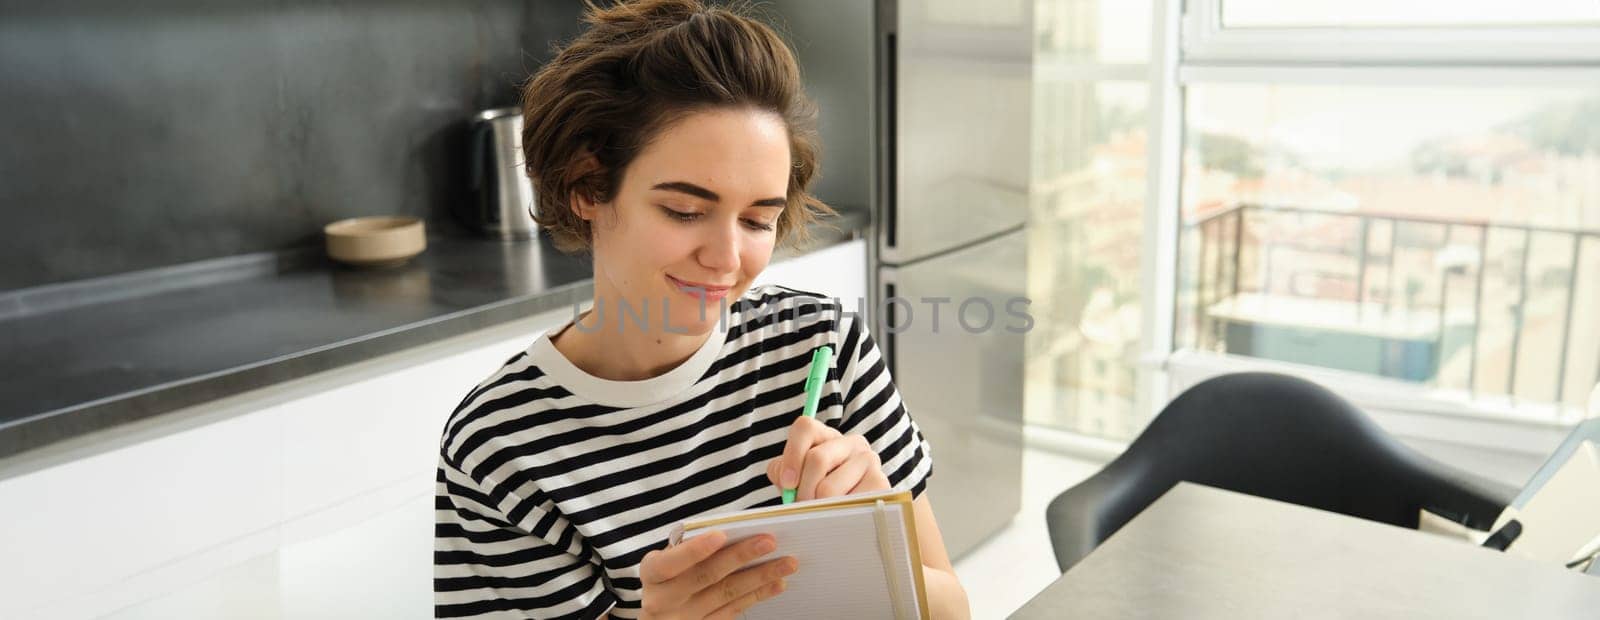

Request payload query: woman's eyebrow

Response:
[651,181,785,207]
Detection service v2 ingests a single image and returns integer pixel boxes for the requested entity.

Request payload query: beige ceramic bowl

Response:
[324,216,427,268]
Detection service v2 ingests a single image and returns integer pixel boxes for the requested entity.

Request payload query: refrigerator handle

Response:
[882,281,897,378]
[876,0,897,252]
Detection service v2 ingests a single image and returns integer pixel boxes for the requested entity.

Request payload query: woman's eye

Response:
[660,207,700,222]
[743,219,775,232]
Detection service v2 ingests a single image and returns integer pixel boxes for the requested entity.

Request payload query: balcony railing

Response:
[1185,203,1600,412]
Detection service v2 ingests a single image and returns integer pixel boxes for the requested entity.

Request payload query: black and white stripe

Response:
[434,285,934,619]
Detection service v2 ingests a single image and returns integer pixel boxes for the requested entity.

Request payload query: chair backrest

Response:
[1046,372,1515,572]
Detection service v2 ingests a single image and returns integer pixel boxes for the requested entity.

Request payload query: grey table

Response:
[1011,482,1600,619]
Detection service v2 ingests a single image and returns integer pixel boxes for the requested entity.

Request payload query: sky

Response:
[1187,85,1597,171]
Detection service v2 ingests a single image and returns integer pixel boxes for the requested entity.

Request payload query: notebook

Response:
[667,488,930,620]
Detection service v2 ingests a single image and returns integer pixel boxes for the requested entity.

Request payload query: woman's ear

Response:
[568,151,605,222]
[570,189,598,221]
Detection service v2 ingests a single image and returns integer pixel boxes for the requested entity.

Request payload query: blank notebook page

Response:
[680,504,921,619]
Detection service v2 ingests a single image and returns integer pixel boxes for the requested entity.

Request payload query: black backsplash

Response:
[0,0,586,291]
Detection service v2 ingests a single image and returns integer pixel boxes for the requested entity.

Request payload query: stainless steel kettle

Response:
[466,108,538,240]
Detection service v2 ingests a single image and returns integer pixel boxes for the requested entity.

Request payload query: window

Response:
[1024,0,1153,440]
[1171,0,1600,425]
[1177,83,1600,413]
[1030,0,1600,445]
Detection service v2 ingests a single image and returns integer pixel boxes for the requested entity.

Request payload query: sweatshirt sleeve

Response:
[833,312,935,499]
[435,455,616,619]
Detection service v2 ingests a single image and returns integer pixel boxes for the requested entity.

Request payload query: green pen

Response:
[781,345,833,505]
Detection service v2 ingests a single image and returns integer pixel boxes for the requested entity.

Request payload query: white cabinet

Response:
[753,238,868,308]
[0,310,569,619]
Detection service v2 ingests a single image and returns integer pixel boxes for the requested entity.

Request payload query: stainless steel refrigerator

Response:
[771,0,1030,559]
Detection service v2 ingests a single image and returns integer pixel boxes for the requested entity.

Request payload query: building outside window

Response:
[1026,0,1600,445]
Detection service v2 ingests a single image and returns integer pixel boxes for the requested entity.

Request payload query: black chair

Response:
[1046,372,1518,573]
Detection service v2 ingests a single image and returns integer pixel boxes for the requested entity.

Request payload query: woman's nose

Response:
[697,219,741,272]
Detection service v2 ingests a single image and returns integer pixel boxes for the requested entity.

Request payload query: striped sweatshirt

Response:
[434,285,935,619]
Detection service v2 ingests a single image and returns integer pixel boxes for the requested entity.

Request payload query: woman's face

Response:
[580,107,790,335]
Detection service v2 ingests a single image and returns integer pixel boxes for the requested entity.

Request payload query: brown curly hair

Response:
[519,0,834,254]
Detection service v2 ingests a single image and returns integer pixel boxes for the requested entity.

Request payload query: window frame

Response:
[1123,0,1600,450]
[1183,0,1600,66]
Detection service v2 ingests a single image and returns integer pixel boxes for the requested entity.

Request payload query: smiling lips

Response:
[667,275,732,301]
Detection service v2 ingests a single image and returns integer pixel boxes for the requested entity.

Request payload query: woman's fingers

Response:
[705,577,788,620]
[812,448,872,500]
[848,455,893,495]
[772,419,890,501]
[668,534,778,601]
[641,533,792,618]
[640,529,727,586]
[810,436,885,500]
[776,416,838,493]
[795,436,856,501]
[691,556,798,618]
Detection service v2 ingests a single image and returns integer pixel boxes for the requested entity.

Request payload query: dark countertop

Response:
[0,210,868,458]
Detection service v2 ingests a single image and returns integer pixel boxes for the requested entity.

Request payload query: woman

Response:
[434,1,967,618]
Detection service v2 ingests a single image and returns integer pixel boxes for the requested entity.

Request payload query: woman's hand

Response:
[639,530,797,620]
[767,416,891,502]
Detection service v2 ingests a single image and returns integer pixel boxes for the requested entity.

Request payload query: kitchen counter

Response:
[0,209,868,458]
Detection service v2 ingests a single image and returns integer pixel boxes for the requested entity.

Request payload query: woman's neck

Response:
[551,302,712,382]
